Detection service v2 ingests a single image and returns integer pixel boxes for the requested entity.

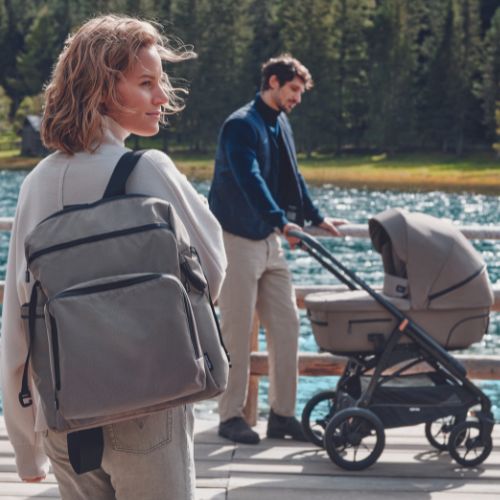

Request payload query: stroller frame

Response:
[292,231,495,470]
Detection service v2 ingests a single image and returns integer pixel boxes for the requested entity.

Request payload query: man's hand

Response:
[23,475,46,483]
[318,217,348,237]
[282,222,303,249]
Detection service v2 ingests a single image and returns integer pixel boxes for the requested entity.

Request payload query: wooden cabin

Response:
[20,115,48,157]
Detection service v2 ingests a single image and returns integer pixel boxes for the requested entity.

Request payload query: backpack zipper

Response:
[27,223,170,267]
[52,273,163,299]
[49,314,61,391]
[51,273,201,359]
[182,293,201,359]
[38,193,150,224]
[188,246,231,365]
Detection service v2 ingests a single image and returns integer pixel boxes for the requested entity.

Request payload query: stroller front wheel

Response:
[323,407,385,471]
[301,390,336,447]
[424,413,466,451]
[448,420,493,467]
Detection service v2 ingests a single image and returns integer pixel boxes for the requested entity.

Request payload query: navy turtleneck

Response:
[255,94,280,127]
[255,94,306,226]
[254,95,282,206]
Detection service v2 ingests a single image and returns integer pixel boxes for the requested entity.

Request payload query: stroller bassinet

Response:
[306,208,494,354]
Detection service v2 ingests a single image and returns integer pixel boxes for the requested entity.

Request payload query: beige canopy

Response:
[369,208,494,311]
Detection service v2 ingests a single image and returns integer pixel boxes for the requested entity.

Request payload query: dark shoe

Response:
[219,417,260,444]
[267,409,308,441]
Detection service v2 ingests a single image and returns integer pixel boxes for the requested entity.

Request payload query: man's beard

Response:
[278,102,292,114]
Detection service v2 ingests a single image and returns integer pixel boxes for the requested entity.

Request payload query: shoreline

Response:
[1,156,499,195]
[163,162,500,195]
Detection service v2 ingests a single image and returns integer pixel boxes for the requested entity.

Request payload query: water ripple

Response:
[1,174,499,418]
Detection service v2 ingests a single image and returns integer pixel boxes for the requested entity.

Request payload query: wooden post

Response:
[243,313,260,426]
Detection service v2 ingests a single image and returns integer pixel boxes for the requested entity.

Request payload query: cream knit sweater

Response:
[0,118,227,479]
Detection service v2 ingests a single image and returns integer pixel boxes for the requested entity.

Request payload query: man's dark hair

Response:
[260,54,313,91]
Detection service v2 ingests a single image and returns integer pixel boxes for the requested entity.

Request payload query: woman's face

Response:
[106,45,168,136]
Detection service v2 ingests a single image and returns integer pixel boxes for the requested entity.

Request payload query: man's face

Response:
[268,75,305,114]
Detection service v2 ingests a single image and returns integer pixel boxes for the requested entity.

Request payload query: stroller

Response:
[295,208,495,470]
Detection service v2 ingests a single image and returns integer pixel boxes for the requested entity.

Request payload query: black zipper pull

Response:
[25,268,30,283]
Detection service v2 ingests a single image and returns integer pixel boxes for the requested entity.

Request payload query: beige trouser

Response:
[43,405,195,500]
[218,231,300,422]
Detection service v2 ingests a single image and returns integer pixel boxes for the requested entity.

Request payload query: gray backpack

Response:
[19,151,229,471]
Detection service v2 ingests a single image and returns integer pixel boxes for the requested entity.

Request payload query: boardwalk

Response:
[1,413,499,499]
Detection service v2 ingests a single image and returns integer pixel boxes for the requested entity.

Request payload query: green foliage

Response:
[0,0,69,119]
[493,100,500,156]
[0,0,500,155]
[15,1,70,97]
[366,0,416,152]
[170,0,252,150]
[0,86,13,134]
[12,92,43,133]
[480,7,500,143]
[279,0,334,153]
[444,0,483,155]
[329,0,373,152]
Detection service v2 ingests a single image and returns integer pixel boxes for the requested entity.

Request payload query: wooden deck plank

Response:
[0,416,498,499]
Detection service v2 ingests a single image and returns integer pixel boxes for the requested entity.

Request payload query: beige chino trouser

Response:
[43,405,195,500]
[218,231,300,422]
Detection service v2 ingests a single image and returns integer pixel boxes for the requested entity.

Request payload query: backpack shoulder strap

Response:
[102,150,147,199]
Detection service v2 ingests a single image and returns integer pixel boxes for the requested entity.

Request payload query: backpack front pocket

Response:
[46,273,206,420]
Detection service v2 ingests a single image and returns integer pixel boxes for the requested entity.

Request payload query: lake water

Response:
[0,170,499,420]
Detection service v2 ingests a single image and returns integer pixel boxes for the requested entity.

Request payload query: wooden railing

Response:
[0,217,499,425]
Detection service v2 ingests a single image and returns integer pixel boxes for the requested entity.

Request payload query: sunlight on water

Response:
[0,174,498,419]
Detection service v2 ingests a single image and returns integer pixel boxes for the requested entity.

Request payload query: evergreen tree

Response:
[493,99,500,156]
[279,0,335,154]
[243,0,281,93]
[419,3,454,151]
[0,0,33,119]
[366,0,416,153]
[480,6,500,145]
[146,0,172,23]
[0,0,498,151]
[329,0,373,152]
[70,0,112,22]
[16,0,70,98]
[173,0,250,150]
[0,85,13,134]
[408,0,449,148]
[445,0,483,154]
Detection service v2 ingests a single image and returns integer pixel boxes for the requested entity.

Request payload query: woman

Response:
[0,14,226,499]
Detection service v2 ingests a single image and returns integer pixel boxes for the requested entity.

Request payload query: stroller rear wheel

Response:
[448,420,493,467]
[425,414,465,451]
[301,390,336,447]
[324,407,385,471]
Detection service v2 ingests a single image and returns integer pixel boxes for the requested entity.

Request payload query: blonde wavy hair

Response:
[42,15,195,154]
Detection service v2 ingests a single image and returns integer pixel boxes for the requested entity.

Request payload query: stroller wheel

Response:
[448,420,493,467]
[324,407,385,471]
[301,390,336,447]
[425,414,465,451]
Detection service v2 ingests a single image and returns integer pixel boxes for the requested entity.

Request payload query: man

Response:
[209,55,345,444]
